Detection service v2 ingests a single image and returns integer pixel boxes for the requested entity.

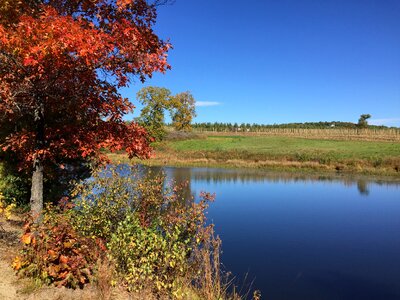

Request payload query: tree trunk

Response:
[31,99,45,222]
[30,158,43,222]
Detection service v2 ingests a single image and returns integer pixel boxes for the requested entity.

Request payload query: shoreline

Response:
[107,152,400,178]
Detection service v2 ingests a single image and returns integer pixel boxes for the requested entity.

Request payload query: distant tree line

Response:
[191,120,391,132]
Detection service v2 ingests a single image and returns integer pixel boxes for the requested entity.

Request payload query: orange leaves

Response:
[48,264,61,278]
[0,0,169,170]
[12,7,110,69]
[21,233,32,245]
[59,255,68,264]
[116,0,133,9]
[48,249,58,260]
[12,256,23,271]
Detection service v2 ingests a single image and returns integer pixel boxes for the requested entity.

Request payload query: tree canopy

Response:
[0,0,171,216]
[137,86,172,142]
[358,114,372,128]
[136,87,197,141]
[170,91,197,132]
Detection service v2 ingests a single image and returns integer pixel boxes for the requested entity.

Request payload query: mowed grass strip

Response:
[167,135,400,164]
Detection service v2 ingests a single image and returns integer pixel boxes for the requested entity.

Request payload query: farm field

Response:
[194,127,400,142]
[109,131,400,176]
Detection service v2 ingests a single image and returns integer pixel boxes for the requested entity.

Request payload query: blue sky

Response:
[123,0,400,127]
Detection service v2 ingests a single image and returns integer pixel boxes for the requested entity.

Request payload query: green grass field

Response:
[145,134,400,175]
[169,135,400,162]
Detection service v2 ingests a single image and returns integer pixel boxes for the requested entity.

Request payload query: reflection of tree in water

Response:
[137,165,194,204]
[167,167,193,204]
[117,164,399,198]
[188,168,398,196]
[357,180,369,196]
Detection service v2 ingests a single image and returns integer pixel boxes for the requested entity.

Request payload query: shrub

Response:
[108,213,190,293]
[0,161,30,207]
[13,204,104,289]
[71,166,214,242]
[71,165,218,295]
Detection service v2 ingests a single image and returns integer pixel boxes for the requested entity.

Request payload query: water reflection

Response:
[159,166,399,197]
[115,164,399,198]
[356,180,369,196]
[113,164,195,205]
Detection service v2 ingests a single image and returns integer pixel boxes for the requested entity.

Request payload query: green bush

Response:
[108,213,190,292]
[0,161,30,206]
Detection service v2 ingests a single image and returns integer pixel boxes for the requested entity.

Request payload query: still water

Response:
[122,165,400,299]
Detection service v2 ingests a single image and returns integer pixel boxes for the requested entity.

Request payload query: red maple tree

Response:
[0,0,171,218]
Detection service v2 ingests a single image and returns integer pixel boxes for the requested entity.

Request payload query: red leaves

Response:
[23,57,38,66]
[8,7,111,69]
[0,1,170,170]
[15,212,103,288]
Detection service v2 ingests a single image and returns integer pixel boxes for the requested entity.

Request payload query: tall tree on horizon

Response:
[170,91,197,132]
[136,86,172,142]
[358,114,372,128]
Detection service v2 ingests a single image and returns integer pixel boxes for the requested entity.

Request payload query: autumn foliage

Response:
[0,1,170,168]
[0,1,171,215]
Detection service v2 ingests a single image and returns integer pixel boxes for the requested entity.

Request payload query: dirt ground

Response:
[0,218,22,300]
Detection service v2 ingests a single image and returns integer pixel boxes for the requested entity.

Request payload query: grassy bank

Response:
[108,133,400,176]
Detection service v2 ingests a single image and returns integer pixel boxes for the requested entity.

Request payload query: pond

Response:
[120,165,400,300]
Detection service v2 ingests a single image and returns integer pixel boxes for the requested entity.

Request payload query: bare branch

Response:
[0,50,28,74]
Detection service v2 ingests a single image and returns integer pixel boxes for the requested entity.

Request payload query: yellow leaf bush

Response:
[0,192,16,220]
